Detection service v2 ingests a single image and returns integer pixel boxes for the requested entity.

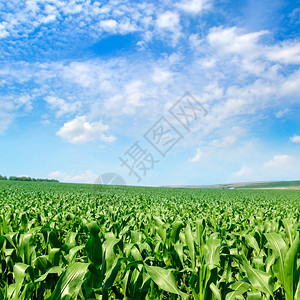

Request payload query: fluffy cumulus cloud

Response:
[233,166,253,177]
[155,11,181,44]
[266,42,300,64]
[48,170,98,183]
[290,135,300,143]
[264,154,292,168]
[205,26,300,74]
[156,11,180,30]
[260,154,300,180]
[207,26,267,58]
[99,19,118,33]
[56,116,116,144]
[177,0,211,14]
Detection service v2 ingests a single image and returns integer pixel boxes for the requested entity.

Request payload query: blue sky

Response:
[0,0,300,186]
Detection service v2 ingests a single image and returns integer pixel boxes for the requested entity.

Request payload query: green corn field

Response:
[0,181,299,299]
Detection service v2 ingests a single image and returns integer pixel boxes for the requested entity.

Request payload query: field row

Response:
[0,182,299,299]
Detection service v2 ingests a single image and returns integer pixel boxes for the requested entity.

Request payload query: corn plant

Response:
[0,181,299,299]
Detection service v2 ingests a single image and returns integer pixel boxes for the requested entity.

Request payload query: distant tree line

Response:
[0,175,59,182]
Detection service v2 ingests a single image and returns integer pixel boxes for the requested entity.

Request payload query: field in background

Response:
[168,180,300,190]
[0,181,299,299]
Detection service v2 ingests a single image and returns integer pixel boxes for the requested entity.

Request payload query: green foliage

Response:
[0,181,299,299]
[7,176,59,182]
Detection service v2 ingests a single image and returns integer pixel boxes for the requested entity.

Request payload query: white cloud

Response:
[0,0,157,53]
[0,57,176,128]
[118,19,137,34]
[189,33,202,49]
[40,14,56,24]
[48,170,98,183]
[62,61,104,88]
[41,119,50,126]
[104,80,147,116]
[275,108,290,118]
[152,67,172,83]
[44,96,81,117]
[279,69,300,96]
[290,135,300,143]
[211,136,237,148]
[17,95,32,111]
[0,44,298,143]
[207,26,267,57]
[155,10,182,44]
[155,11,182,44]
[207,26,300,67]
[56,116,116,144]
[233,166,253,177]
[0,110,14,134]
[124,80,144,107]
[231,126,247,136]
[1,22,300,143]
[156,11,180,30]
[99,19,118,33]
[177,0,211,14]
[48,171,63,179]
[0,94,34,134]
[190,148,203,162]
[264,154,292,168]
[266,42,300,64]
[0,23,9,38]
[18,174,29,178]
